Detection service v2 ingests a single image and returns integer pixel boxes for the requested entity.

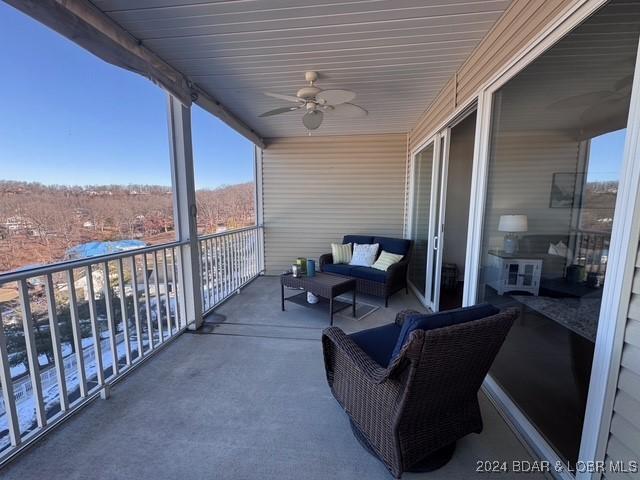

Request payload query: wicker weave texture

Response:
[322,308,518,477]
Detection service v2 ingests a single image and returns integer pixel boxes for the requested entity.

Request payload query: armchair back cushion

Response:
[391,303,500,360]
[348,323,401,368]
[373,236,411,256]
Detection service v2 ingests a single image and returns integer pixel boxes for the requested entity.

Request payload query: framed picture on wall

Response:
[550,172,585,208]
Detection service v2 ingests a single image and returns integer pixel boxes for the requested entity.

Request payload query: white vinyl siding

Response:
[261,134,407,274]
[603,245,640,478]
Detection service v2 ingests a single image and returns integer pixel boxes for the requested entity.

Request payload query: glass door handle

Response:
[433,236,439,250]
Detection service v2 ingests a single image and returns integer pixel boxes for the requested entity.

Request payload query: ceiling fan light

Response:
[303,110,323,130]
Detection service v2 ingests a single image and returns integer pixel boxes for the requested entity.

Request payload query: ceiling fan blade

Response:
[328,103,368,118]
[580,96,630,124]
[259,105,301,117]
[302,110,323,130]
[316,89,356,105]
[547,91,613,110]
[615,74,634,92]
[264,91,301,103]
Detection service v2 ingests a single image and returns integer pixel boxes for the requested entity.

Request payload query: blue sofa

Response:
[319,235,412,307]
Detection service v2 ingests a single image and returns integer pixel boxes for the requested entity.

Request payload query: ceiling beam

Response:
[3,0,265,147]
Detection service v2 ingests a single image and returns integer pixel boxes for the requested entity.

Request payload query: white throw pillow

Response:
[548,241,569,257]
[349,243,379,267]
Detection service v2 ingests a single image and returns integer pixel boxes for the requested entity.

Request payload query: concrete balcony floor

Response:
[3,276,545,479]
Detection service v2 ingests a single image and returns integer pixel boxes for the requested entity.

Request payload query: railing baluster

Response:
[202,239,209,309]
[152,251,164,342]
[102,262,119,378]
[116,258,132,366]
[85,266,105,388]
[44,273,68,412]
[240,231,246,284]
[169,248,180,331]
[254,228,259,276]
[66,270,87,397]
[175,246,188,329]
[206,239,218,307]
[206,239,213,308]
[236,233,242,285]
[245,230,250,282]
[162,248,172,335]
[141,254,154,350]
[130,256,144,359]
[224,236,233,297]
[231,233,237,291]
[18,279,46,428]
[0,305,21,446]
[200,239,207,309]
[209,239,215,306]
[216,237,222,302]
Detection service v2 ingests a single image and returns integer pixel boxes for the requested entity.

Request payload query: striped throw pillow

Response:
[372,250,404,271]
[331,243,352,264]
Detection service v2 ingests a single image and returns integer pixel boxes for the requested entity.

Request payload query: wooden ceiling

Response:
[93,0,511,137]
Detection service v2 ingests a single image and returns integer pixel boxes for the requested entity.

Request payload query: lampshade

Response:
[498,215,528,233]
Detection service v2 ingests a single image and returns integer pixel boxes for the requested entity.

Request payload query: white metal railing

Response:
[0,241,189,461]
[198,225,263,312]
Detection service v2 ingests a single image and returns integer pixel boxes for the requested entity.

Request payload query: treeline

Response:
[0,180,255,272]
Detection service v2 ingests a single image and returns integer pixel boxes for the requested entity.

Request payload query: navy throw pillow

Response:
[390,304,500,361]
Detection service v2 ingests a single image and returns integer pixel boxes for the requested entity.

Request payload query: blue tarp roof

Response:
[67,240,147,259]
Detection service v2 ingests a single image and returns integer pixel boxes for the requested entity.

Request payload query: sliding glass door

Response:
[408,142,434,303]
[408,133,449,310]
[476,0,637,465]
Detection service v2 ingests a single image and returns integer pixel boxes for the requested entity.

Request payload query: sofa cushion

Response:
[373,236,411,256]
[350,266,387,283]
[322,263,353,276]
[343,235,374,246]
[349,323,401,367]
[390,303,500,361]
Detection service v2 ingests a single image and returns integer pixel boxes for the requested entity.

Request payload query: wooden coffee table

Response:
[280,272,356,325]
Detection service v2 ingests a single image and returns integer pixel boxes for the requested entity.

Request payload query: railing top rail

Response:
[0,240,188,284]
[198,224,262,241]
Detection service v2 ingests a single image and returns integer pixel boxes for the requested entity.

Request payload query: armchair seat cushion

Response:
[349,323,401,367]
[322,263,354,276]
[391,303,500,360]
[350,266,387,283]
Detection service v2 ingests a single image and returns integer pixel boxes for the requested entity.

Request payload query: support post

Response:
[254,145,266,274]
[167,94,203,330]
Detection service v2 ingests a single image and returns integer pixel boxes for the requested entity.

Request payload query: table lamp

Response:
[498,215,528,254]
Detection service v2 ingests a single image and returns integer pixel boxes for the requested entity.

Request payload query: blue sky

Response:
[0,2,254,189]
[588,129,626,182]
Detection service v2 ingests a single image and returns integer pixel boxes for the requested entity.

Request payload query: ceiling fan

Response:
[259,71,368,132]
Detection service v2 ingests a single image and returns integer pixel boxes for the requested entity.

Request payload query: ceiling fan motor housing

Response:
[297,86,320,99]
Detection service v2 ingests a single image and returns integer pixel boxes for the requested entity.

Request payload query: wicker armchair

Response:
[322,307,518,478]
